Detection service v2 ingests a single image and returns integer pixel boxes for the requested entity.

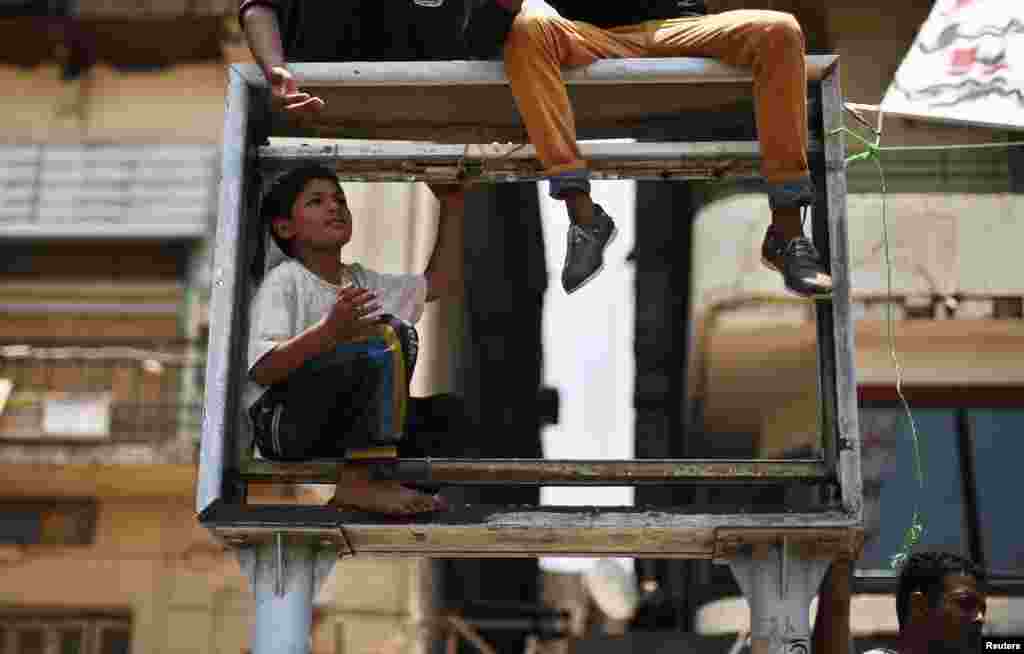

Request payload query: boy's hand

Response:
[267,65,325,117]
[323,287,381,342]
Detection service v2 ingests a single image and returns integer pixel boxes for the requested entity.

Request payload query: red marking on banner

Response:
[949,46,977,75]
[942,0,976,15]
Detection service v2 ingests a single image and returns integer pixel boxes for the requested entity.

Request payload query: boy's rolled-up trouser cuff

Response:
[766,176,816,211]
[548,169,591,200]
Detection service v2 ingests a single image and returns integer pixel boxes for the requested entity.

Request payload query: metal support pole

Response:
[727,542,831,654]
[237,537,339,654]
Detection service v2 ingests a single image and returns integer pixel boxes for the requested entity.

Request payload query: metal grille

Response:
[0,145,217,238]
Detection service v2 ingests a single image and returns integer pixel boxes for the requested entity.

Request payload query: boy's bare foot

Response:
[330,466,447,515]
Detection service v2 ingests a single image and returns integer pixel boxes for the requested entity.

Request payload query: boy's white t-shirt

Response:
[243,258,427,411]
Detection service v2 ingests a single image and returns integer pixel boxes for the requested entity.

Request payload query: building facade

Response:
[0,3,449,653]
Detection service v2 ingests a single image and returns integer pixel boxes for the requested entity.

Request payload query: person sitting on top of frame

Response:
[238,0,832,298]
[492,0,832,296]
[243,165,466,515]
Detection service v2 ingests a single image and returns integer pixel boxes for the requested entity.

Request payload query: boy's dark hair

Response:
[895,551,986,630]
[261,165,341,257]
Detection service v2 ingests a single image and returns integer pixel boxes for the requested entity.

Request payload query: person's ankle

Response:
[771,207,803,242]
[564,191,595,226]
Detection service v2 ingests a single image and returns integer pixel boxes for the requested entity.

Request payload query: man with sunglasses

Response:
[866,551,987,654]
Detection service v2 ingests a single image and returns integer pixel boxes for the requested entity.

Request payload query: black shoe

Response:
[761,225,833,298]
[561,204,617,294]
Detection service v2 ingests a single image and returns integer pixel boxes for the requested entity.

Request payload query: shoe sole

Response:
[566,225,619,294]
[760,255,833,300]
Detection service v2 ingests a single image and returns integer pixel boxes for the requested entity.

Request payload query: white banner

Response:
[880,0,1024,130]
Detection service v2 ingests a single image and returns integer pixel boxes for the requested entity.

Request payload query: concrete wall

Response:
[2,63,227,145]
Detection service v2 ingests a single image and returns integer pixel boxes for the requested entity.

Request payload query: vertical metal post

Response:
[197,65,253,514]
[810,86,839,488]
[820,62,862,518]
[237,539,339,654]
[728,544,832,654]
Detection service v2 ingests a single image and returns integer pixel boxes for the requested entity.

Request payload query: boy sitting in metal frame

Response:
[244,165,465,515]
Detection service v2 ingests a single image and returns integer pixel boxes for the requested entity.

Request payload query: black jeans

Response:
[253,391,469,461]
[252,316,427,460]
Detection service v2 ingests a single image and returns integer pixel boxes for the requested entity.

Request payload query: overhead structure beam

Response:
[235,56,838,142]
[257,140,812,183]
[233,56,839,88]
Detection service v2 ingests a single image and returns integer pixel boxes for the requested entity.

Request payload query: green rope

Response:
[830,122,925,569]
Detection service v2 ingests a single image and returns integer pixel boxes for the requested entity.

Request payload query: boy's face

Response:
[273,178,352,254]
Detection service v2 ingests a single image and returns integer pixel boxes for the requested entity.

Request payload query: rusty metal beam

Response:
[202,503,860,558]
[257,140,782,183]
[239,458,830,485]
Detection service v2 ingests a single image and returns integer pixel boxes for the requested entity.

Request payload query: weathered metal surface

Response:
[258,140,786,182]
[713,527,865,564]
[260,140,763,162]
[203,503,859,558]
[196,68,249,515]
[239,458,830,485]
[238,540,335,654]
[232,56,838,142]
[234,56,838,88]
[727,543,830,654]
[199,56,863,554]
[821,64,863,519]
[257,139,829,182]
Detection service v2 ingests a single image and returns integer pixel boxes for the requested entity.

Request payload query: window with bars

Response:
[0,500,97,546]
[857,386,1024,577]
[0,613,129,654]
[855,386,1024,640]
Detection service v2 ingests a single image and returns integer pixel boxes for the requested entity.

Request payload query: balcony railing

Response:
[0,145,217,239]
[0,341,204,444]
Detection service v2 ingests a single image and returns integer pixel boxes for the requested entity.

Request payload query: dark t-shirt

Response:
[239,0,707,61]
[240,0,470,61]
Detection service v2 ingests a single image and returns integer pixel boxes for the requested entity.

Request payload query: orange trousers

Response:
[503,8,810,188]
